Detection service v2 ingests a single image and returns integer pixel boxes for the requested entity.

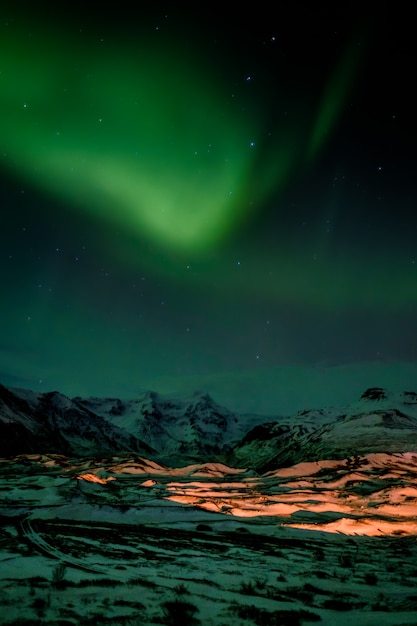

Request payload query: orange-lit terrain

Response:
[3,452,417,624]
[73,452,417,536]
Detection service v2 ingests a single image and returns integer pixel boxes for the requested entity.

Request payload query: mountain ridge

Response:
[1,383,417,470]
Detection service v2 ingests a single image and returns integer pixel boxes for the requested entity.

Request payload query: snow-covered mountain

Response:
[228,387,417,471]
[0,384,260,462]
[1,384,417,470]
[0,384,155,457]
[73,389,253,463]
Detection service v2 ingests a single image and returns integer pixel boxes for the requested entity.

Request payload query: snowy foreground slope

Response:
[1,384,417,625]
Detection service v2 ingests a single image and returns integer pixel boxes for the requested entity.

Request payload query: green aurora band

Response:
[1,18,359,256]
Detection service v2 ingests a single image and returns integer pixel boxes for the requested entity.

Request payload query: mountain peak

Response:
[360,387,387,401]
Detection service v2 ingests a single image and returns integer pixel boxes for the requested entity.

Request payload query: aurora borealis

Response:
[0,6,359,253]
[1,4,416,411]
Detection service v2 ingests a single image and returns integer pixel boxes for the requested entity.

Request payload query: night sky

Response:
[1,3,416,413]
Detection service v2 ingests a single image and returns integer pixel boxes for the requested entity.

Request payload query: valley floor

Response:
[1,453,417,625]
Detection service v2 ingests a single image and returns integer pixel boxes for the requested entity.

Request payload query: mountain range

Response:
[1,382,417,471]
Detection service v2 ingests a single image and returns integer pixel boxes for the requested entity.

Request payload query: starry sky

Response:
[1,3,416,413]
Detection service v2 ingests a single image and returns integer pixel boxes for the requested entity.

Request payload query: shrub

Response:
[323,598,353,611]
[364,572,378,585]
[161,599,200,625]
[229,603,321,625]
[240,579,267,596]
[52,562,66,587]
[338,553,353,568]
[314,547,325,561]
[173,583,189,594]
[196,523,212,532]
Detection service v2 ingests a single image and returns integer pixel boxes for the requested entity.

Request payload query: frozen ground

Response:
[1,453,417,625]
